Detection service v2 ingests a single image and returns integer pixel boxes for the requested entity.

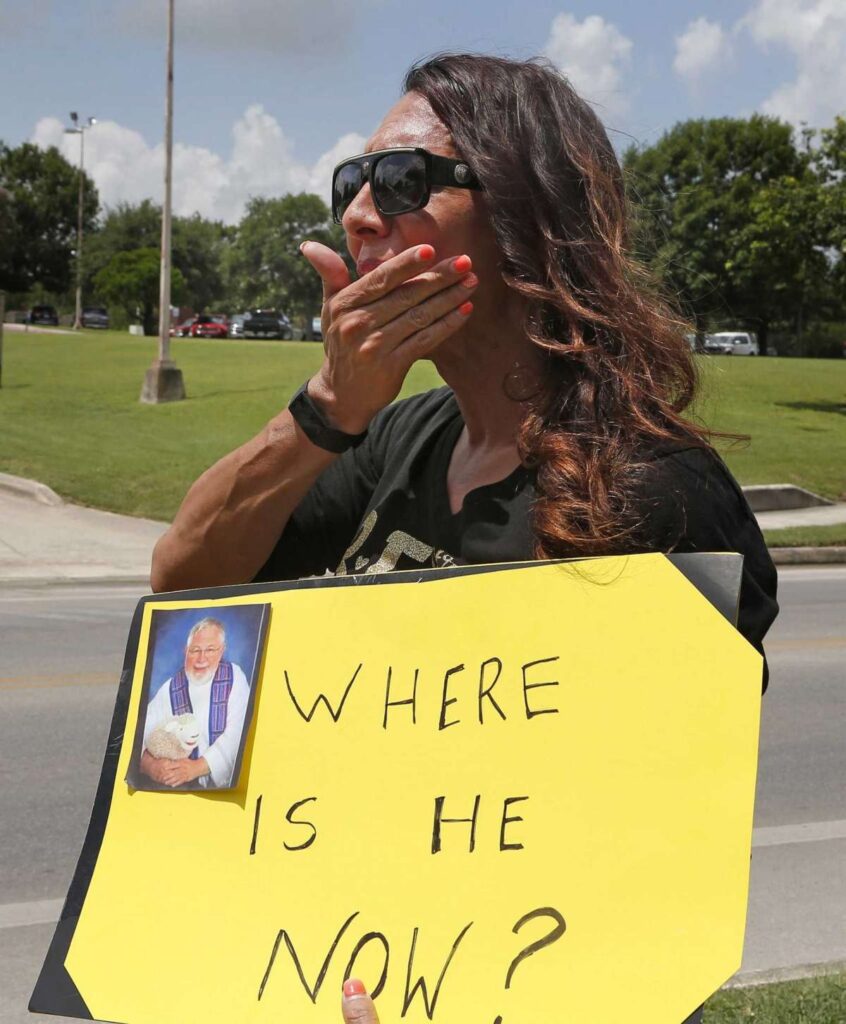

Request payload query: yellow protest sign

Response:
[32,554,762,1024]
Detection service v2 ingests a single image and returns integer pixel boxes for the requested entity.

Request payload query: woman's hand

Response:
[301,242,478,434]
[341,979,380,1024]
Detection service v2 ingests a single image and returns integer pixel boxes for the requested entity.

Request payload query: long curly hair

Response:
[404,54,709,558]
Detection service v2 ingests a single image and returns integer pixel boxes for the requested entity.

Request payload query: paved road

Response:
[1,569,844,1022]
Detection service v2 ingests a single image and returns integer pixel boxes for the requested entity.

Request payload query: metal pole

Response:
[158,0,174,361]
[0,290,5,389]
[74,130,84,330]
[140,0,184,402]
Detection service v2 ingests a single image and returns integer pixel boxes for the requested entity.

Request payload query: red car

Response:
[190,314,229,339]
[170,317,196,337]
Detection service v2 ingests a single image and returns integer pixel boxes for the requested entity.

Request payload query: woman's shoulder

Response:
[632,439,758,547]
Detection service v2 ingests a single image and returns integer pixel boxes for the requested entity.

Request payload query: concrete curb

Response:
[0,575,151,588]
[724,958,846,989]
[769,546,846,565]
[0,472,63,506]
[743,484,833,512]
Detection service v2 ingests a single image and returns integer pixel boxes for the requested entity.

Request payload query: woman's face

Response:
[341,92,502,298]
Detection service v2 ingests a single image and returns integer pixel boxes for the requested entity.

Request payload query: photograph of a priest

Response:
[140,616,250,789]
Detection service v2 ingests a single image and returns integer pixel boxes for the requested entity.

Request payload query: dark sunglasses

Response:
[331,147,483,224]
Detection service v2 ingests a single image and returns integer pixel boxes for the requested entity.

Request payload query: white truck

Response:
[704,331,760,356]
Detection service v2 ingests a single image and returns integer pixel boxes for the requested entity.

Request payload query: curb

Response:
[743,484,833,513]
[0,472,63,506]
[769,546,846,565]
[0,575,150,588]
[724,958,846,989]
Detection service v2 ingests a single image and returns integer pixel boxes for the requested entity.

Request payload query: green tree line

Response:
[2,113,844,354]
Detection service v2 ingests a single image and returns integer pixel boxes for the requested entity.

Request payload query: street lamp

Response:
[64,113,96,331]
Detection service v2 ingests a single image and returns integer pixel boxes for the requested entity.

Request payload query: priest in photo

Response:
[140,617,250,789]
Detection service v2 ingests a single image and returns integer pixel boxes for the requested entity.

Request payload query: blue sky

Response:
[2,0,843,222]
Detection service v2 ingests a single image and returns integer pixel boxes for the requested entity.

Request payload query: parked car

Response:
[242,309,293,339]
[311,316,323,341]
[704,332,759,356]
[171,317,196,337]
[190,313,229,339]
[27,304,59,326]
[81,306,110,329]
[228,313,246,338]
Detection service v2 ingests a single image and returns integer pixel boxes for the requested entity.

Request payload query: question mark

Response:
[505,906,567,989]
[494,907,566,1023]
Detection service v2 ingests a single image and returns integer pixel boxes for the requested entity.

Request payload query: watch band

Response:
[288,381,368,454]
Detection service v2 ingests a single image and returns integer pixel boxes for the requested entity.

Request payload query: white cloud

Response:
[741,0,846,125]
[115,0,365,55]
[31,107,366,224]
[543,13,634,119]
[673,17,728,82]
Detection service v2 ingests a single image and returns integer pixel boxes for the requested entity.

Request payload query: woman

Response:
[152,55,777,1022]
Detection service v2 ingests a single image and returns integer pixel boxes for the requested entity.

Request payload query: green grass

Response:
[0,331,844,522]
[703,971,846,1023]
[0,329,441,520]
[763,523,846,548]
[693,356,846,502]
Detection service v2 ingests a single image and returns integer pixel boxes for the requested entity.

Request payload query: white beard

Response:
[185,667,216,687]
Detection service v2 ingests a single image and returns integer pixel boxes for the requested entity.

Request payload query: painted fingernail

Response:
[452,254,472,273]
[462,273,478,288]
[459,301,474,316]
[417,244,435,261]
[343,979,367,997]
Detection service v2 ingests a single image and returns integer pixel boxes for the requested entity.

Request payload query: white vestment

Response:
[143,663,250,788]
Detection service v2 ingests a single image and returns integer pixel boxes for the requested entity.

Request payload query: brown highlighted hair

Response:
[404,54,707,558]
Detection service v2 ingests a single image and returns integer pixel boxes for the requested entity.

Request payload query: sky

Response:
[1,0,844,225]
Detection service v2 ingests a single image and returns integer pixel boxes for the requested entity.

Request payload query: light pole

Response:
[64,113,96,330]
[141,0,185,402]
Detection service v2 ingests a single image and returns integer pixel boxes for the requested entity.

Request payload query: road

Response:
[1,568,844,1022]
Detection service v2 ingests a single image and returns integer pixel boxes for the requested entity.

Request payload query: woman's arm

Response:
[151,413,337,592]
[151,242,477,593]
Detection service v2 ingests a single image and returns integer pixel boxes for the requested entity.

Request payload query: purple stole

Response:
[169,661,234,758]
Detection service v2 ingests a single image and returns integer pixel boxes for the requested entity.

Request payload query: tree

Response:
[225,193,349,334]
[727,175,831,347]
[94,247,184,336]
[814,116,846,314]
[0,141,98,296]
[85,200,227,313]
[624,116,808,351]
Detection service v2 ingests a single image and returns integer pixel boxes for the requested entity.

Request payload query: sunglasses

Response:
[331,147,483,224]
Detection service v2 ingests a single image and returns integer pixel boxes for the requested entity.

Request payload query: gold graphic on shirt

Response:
[365,530,434,574]
[336,510,378,576]
[337,509,456,575]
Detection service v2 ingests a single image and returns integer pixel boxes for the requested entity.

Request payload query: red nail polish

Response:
[344,978,367,997]
[453,254,472,273]
[459,301,474,316]
[417,245,435,261]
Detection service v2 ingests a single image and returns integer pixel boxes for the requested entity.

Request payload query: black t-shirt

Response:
[256,387,778,684]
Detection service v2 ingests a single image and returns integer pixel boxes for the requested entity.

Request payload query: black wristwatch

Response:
[287,381,368,454]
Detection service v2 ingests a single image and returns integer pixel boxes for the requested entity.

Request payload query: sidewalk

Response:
[0,478,165,585]
[0,473,844,586]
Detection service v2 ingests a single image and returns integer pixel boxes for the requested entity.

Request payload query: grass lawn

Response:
[763,523,846,548]
[703,971,846,1023]
[0,330,844,522]
[692,355,845,502]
